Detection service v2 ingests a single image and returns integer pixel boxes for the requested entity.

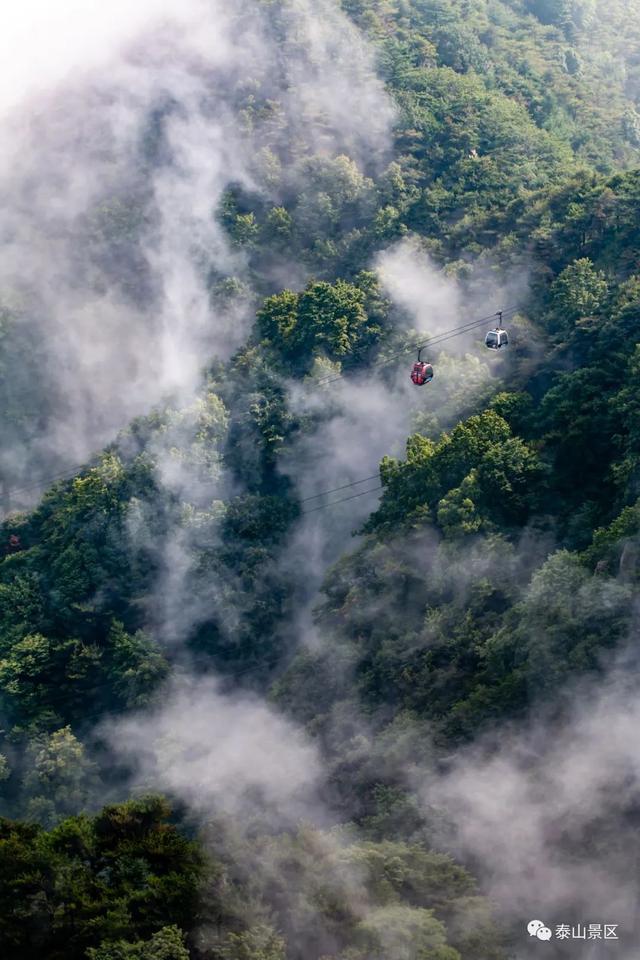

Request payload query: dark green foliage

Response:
[526,0,595,35]
[0,797,202,960]
[366,410,543,535]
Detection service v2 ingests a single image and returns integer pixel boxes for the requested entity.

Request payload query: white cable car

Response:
[485,311,509,350]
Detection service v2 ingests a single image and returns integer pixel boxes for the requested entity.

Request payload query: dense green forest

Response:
[1,0,640,957]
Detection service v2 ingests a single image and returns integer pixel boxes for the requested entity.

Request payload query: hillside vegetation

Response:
[1,0,640,958]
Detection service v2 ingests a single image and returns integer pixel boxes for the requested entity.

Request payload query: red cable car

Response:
[6,534,21,553]
[411,348,433,385]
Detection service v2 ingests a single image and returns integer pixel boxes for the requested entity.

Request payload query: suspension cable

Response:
[301,483,384,514]
[315,306,517,386]
[1,306,517,505]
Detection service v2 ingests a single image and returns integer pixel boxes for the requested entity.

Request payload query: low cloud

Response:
[103,673,324,825]
[0,0,395,503]
[424,661,640,953]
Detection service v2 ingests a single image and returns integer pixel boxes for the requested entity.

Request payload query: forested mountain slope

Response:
[1,0,640,958]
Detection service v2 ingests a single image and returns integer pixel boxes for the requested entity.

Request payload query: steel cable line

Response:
[3,466,385,519]
[0,308,516,730]
[0,309,518,720]
[2,457,381,513]
[5,463,95,499]
[302,483,384,514]
[3,463,382,511]
[261,307,519,511]
[300,474,380,502]
[0,491,390,721]
[315,306,518,386]
[2,310,514,713]
[1,306,517,505]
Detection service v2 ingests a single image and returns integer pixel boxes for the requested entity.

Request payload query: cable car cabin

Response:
[485,328,508,350]
[411,360,433,385]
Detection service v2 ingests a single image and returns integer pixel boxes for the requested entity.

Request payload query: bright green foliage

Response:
[0,633,100,722]
[257,290,299,346]
[344,842,475,909]
[436,474,484,538]
[550,258,608,330]
[87,925,190,960]
[262,207,293,246]
[231,213,260,247]
[257,277,383,369]
[295,281,369,358]
[22,726,98,827]
[219,923,286,960]
[582,500,640,577]
[356,904,460,960]
[218,192,260,247]
[0,621,168,733]
[107,621,170,709]
[22,454,155,627]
